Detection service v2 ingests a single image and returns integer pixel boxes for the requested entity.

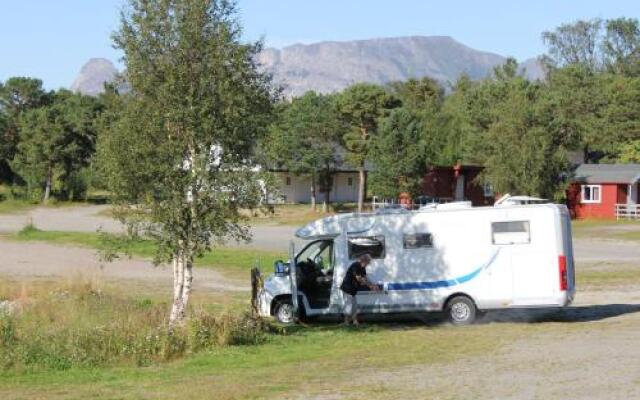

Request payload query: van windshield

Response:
[296,240,333,272]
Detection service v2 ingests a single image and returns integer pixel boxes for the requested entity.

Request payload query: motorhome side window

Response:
[491,221,530,245]
[348,236,385,259]
[403,233,433,249]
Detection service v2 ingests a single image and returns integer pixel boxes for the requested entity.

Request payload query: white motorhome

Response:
[255,200,576,325]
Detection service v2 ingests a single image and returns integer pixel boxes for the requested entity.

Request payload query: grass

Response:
[0,279,274,375]
[245,203,360,226]
[577,267,640,286]
[0,278,547,399]
[572,218,640,240]
[0,199,35,215]
[6,225,286,281]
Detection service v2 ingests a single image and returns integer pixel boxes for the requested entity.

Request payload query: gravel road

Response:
[0,240,246,292]
[0,205,298,251]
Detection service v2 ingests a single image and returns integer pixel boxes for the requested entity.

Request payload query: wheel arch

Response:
[443,292,477,311]
[270,294,292,316]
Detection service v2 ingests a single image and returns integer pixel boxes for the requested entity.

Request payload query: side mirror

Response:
[274,260,289,275]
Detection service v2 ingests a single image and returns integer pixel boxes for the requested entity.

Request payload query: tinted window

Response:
[492,221,530,245]
[403,233,433,249]
[348,236,385,259]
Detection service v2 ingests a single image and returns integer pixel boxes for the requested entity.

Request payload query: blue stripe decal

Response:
[385,250,499,291]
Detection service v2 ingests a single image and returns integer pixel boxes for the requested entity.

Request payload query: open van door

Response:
[288,241,300,323]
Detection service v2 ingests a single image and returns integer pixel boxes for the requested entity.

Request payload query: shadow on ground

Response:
[285,303,640,332]
[479,303,640,324]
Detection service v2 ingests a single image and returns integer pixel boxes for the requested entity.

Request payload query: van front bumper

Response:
[257,289,272,318]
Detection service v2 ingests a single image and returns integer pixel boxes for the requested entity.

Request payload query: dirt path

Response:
[0,240,247,292]
[292,287,640,400]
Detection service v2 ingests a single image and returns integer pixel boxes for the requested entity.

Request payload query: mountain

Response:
[71,36,545,97]
[70,58,119,96]
[260,36,533,97]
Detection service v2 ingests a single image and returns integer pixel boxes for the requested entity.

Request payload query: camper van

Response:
[255,200,576,325]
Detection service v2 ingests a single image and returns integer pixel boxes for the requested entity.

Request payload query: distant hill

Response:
[71,36,544,97]
[259,36,544,97]
[70,58,118,96]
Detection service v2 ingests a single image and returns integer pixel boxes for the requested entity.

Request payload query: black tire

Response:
[446,296,477,326]
[274,299,295,324]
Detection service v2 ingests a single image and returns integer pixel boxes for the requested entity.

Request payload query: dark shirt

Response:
[340,261,367,296]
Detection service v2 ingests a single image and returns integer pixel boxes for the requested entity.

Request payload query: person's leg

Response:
[351,294,359,325]
[342,293,353,324]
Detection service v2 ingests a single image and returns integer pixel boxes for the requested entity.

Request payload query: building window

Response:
[491,221,530,245]
[285,176,291,186]
[348,236,385,259]
[347,177,353,186]
[581,184,601,204]
[403,233,433,249]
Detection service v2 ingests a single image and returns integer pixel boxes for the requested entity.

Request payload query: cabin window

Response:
[581,184,601,203]
[403,233,433,249]
[347,177,353,186]
[285,176,291,186]
[348,236,385,259]
[491,221,530,245]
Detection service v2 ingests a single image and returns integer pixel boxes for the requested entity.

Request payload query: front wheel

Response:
[274,299,295,324]
[446,296,477,326]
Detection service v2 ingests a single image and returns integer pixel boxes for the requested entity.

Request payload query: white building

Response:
[270,168,363,204]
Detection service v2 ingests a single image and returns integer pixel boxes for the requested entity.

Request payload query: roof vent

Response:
[495,194,549,206]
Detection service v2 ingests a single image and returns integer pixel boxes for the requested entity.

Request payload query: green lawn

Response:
[6,226,285,280]
[0,319,542,400]
[572,218,640,240]
[0,199,36,214]
[245,203,360,226]
[577,267,640,286]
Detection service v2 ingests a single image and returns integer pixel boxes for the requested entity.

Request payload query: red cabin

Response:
[567,164,640,219]
[421,164,494,206]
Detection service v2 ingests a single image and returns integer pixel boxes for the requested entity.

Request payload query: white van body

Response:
[257,202,576,324]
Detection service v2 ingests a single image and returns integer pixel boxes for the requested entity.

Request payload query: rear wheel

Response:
[274,299,295,324]
[446,296,477,325]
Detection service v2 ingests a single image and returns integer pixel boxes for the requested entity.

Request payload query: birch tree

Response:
[103,0,275,326]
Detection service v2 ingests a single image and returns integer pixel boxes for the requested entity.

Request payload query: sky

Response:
[1,0,639,90]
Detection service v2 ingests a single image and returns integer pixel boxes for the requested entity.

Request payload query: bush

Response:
[0,281,276,372]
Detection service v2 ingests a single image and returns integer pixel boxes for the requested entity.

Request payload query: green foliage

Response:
[0,77,50,183]
[102,0,276,269]
[263,91,342,207]
[369,108,426,198]
[542,18,603,71]
[10,90,101,202]
[618,140,640,163]
[336,83,400,169]
[335,83,400,209]
[459,65,580,199]
[603,18,640,76]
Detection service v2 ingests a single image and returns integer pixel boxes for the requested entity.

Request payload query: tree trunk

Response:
[310,173,317,212]
[583,145,590,164]
[322,187,330,213]
[357,166,366,213]
[169,250,194,328]
[43,167,52,204]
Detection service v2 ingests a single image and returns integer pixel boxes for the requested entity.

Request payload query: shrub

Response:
[0,280,276,372]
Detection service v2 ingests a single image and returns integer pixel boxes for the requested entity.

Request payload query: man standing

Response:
[340,253,380,325]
